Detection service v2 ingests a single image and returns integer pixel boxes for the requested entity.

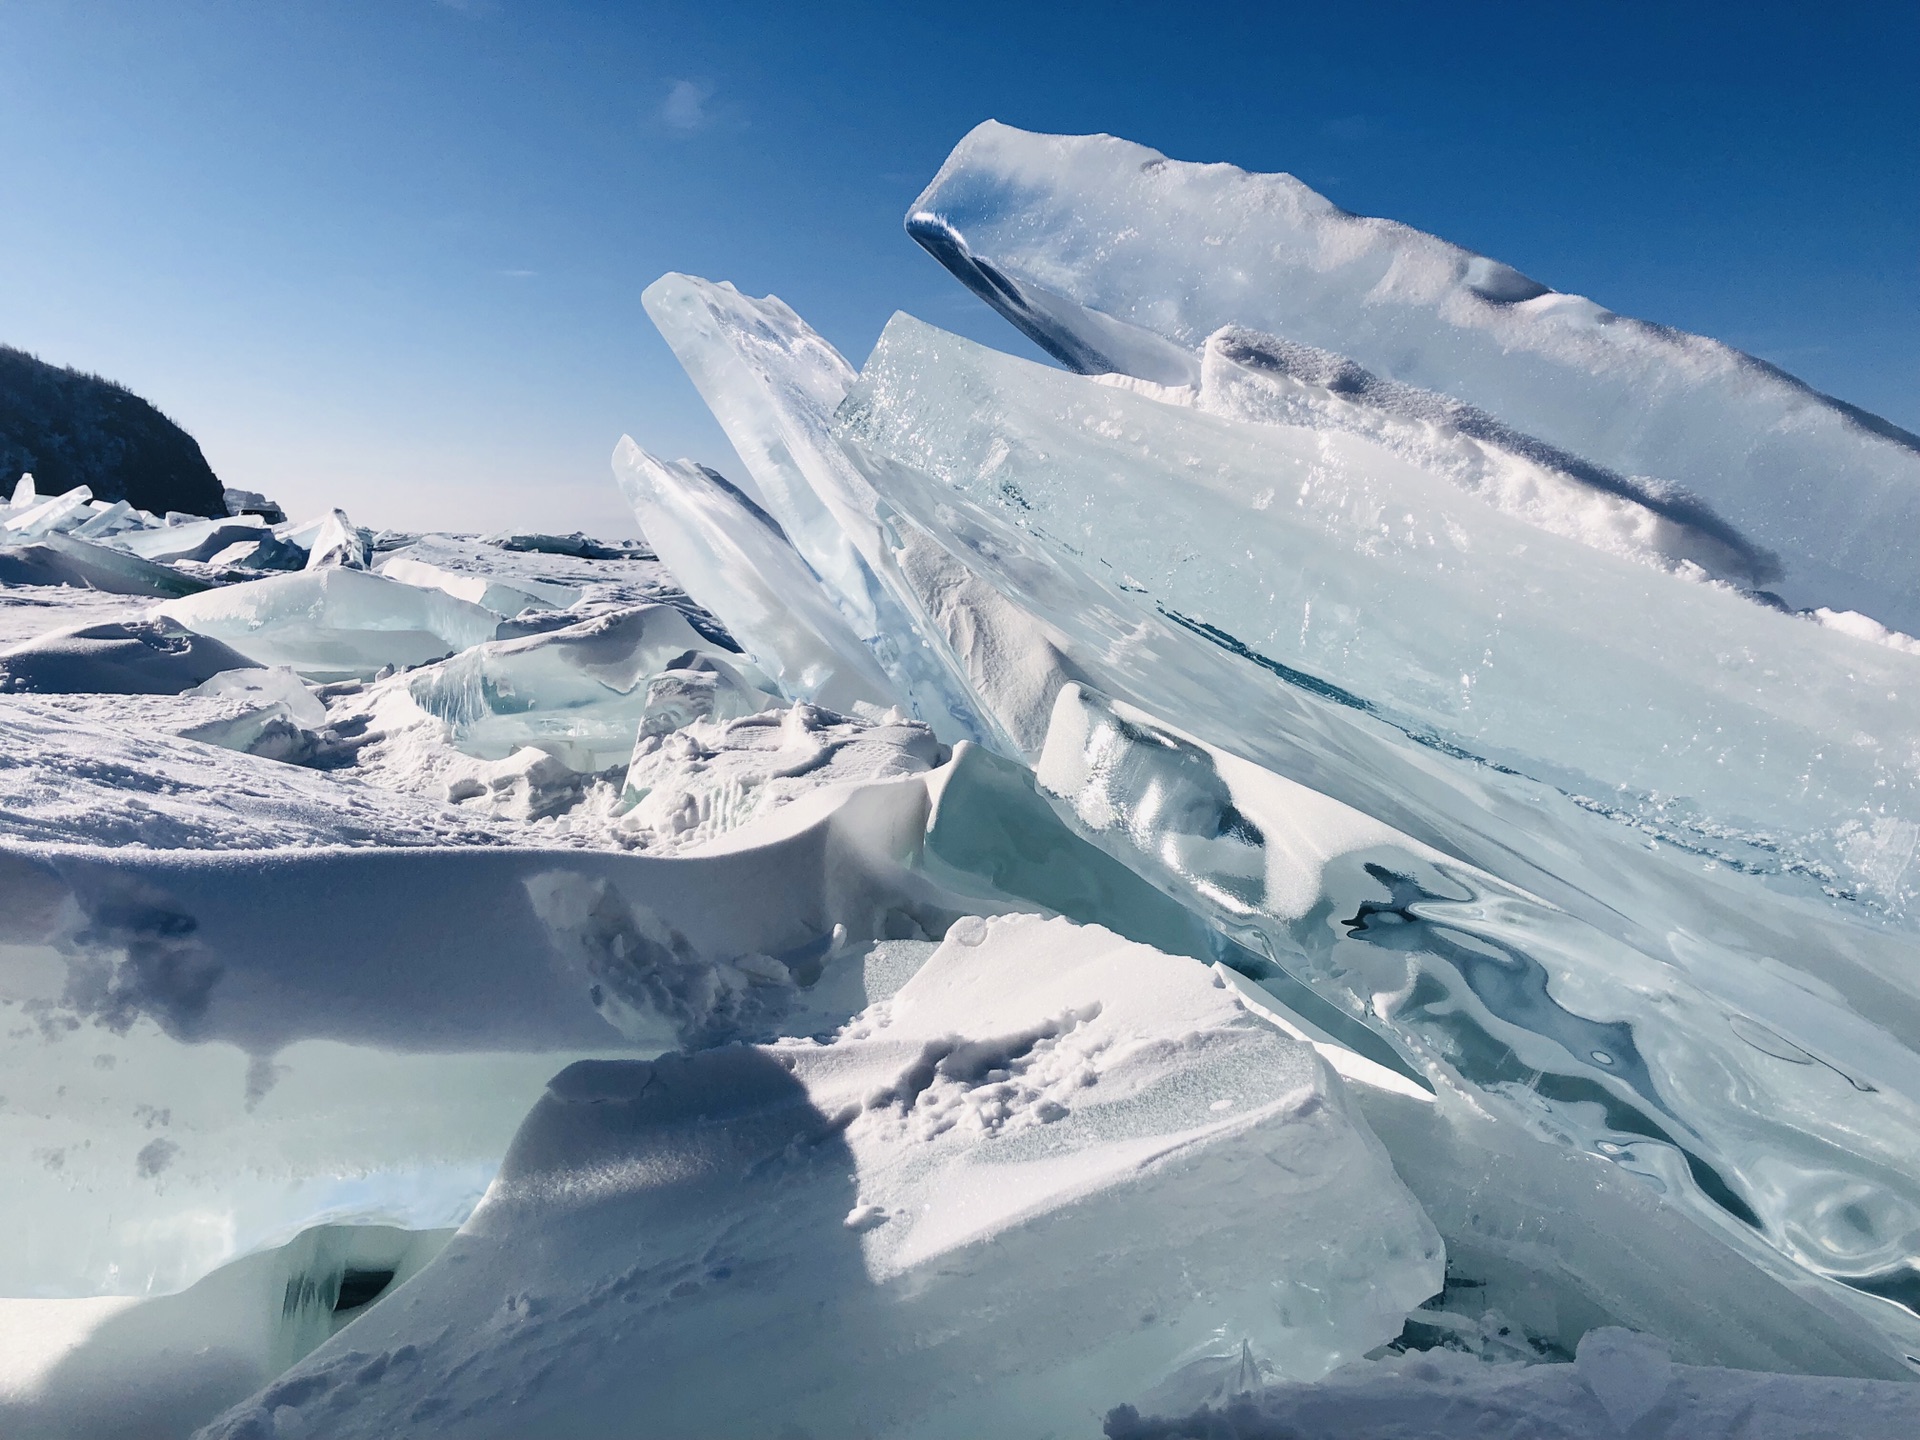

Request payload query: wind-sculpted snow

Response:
[836,313,1920,920]
[909,121,1920,633]
[195,916,1442,1439]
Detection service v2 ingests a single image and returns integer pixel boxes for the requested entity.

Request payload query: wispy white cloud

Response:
[661,79,714,133]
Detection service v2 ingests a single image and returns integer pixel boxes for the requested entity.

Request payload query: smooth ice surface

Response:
[643,273,996,746]
[404,602,774,773]
[612,437,900,713]
[0,615,259,695]
[836,313,1920,919]
[157,568,503,680]
[909,121,1920,632]
[197,915,1442,1438]
[1037,683,1920,1364]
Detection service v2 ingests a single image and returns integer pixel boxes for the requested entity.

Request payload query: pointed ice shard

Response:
[9,471,36,507]
[833,312,1920,918]
[303,509,370,570]
[641,273,995,747]
[611,437,898,713]
[909,121,1920,631]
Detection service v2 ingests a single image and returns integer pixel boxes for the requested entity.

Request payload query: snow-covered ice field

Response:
[5,124,1920,1438]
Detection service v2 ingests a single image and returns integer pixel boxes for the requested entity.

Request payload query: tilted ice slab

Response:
[404,603,776,774]
[111,515,268,565]
[157,568,503,681]
[374,555,579,618]
[908,122,1920,632]
[612,437,900,714]
[0,532,208,598]
[1104,326,1779,589]
[643,273,996,746]
[1038,682,1920,1360]
[197,914,1443,1439]
[835,314,1920,917]
[0,765,975,1297]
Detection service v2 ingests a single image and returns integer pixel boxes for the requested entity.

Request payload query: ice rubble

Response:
[909,120,1920,633]
[195,915,1442,1439]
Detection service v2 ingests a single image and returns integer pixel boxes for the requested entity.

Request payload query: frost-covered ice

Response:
[909,120,1920,633]
[195,915,1441,1438]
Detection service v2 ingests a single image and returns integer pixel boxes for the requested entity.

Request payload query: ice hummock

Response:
[908,120,1920,633]
[195,915,1442,1438]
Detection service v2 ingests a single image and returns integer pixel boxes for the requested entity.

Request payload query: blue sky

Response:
[1,0,1915,534]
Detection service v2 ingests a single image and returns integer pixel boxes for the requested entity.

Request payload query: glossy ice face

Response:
[909,121,1920,634]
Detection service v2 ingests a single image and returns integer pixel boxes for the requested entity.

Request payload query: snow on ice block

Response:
[405,602,777,773]
[908,122,1920,632]
[0,615,259,695]
[376,554,581,617]
[157,567,502,680]
[612,437,900,713]
[0,532,209,597]
[835,312,1920,916]
[196,914,1443,1439]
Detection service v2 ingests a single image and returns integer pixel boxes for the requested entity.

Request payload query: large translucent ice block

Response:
[908,122,1920,632]
[1034,680,1920,1366]
[157,568,503,680]
[405,603,776,773]
[611,437,899,713]
[0,533,209,597]
[642,273,995,747]
[110,514,267,564]
[198,915,1443,1438]
[835,314,1920,919]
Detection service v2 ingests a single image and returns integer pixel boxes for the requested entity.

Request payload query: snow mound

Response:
[0,615,258,695]
[196,915,1441,1438]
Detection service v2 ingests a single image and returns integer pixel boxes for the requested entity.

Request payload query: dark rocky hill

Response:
[0,346,225,517]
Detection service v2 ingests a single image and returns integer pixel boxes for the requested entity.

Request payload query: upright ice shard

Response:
[909,121,1920,631]
[835,313,1920,919]
[642,273,997,747]
[611,438,899,713]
